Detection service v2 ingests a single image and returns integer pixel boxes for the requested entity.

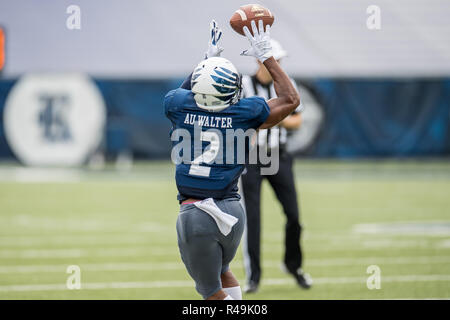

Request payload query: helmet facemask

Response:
[230,72,243,106]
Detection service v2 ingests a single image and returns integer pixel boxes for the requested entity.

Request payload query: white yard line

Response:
[0,216,170,233]
[0,262,183,273]
[0,233,405,247]
[0,237,173,247]
[0,247,178,259]
[0,231,445,247]
[0,167,82,183]
[1,256,449,274]
[1,274,450,292]
[300,255,450,267]
[352,221,450,236]
[2,238,448,259]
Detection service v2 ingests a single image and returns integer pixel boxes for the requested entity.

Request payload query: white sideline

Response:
[1,274,450,292]
[1,255,450,273]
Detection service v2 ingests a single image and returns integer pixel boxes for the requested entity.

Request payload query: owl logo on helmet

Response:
[191,57,242,112]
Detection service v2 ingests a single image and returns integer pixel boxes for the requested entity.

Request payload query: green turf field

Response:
[0,160,449,299]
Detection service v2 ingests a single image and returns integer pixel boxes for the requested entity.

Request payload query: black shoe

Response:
[243,281,259,294]
[290,269,313,289]
[282,264,313,289]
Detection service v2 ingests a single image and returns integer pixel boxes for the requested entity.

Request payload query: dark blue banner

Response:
[0,77,449,160]
[310,79,450,157]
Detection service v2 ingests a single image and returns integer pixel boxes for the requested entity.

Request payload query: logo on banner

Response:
[38,94,72,143]
[3,74,106,166]
[286,84,324,154]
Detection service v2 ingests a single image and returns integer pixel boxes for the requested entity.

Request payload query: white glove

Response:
[205,20,224,59]
[241,20,273,63]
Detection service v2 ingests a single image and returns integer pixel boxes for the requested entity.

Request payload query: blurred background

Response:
[0,0,449,299]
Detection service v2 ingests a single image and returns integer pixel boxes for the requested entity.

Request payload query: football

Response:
[230,4,274,36]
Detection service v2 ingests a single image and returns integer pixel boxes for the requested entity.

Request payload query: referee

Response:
[240,39,312,293]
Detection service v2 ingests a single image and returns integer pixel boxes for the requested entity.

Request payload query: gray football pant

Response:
[176,198,245,299]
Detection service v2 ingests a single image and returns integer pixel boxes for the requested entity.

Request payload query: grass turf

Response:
[0,160,449,299]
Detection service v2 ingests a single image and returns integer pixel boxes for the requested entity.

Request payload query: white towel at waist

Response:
[193,198,238,236]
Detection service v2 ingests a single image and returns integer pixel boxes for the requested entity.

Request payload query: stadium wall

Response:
[0,77,449,162]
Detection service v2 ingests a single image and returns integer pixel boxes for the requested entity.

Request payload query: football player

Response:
[164,19,300,300]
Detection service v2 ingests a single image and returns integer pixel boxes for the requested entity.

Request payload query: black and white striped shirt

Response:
[242,74,304,154]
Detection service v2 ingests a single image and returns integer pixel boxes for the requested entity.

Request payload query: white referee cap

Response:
[271,39,288,60]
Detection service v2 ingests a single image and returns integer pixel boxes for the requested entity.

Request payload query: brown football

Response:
[230,4,274,36]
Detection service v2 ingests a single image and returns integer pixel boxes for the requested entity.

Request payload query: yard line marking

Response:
[1,256,449,273]
[301,255,450,267]
[263,275,450,285]
[256,240,444,251]
[0,242,438,252]
[0,233,175,246]
[3,239,448,259]
[1,274,449,292]
[437,240,450,248]
[0,247,179,259]
[0,167,82,183]
[0,233,408,247]
[0,215,170,233]
[2,245,446,259]
[0,262,183,273]
[0,231,446,247]
[353,221,450,236]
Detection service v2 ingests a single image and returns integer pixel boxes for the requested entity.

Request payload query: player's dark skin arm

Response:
[259,57,300,129]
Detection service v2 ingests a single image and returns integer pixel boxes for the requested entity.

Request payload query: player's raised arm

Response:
[261,57,300,129]
[241,20,300,129]
[205,20,224,59]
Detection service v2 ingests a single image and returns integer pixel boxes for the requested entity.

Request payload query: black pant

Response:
[241,153,303,284]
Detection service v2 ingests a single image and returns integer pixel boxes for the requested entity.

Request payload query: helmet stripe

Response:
[210,75,235,87]
[215,93,234,102]
[212,84,236,94]
[219,67,238,78]
[213,70,237,82]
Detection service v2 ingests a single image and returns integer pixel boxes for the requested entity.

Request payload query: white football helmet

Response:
[191,57,242,112]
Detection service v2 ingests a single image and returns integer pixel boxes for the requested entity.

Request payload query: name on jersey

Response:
[184,113,233,128]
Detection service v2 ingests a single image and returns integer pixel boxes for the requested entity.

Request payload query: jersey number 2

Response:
[189,131,220,177]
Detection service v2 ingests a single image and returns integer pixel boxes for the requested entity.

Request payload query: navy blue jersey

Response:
[164,88,270,201]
